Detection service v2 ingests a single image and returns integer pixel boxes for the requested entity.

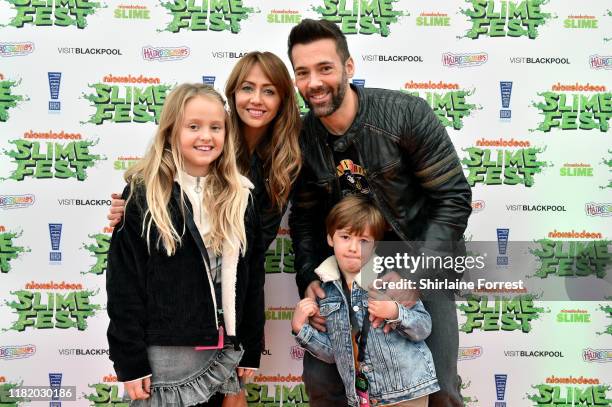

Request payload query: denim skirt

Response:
[129,344,244,407]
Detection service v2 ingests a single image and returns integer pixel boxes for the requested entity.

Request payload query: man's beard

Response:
[304,70,348,117]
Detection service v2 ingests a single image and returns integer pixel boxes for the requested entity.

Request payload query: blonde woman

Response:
[106,84,265,407]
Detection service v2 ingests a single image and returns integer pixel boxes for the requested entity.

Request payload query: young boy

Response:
[291,195,439,407]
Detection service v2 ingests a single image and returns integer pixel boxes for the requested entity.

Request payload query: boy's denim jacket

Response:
[295,256,439,407]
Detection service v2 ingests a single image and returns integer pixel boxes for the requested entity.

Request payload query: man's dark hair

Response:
[287,19,350,64]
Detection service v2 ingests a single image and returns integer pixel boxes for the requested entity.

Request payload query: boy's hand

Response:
[304,281,327,332]
[108,193,126,227]
[292,298,319,334]
[368,299,399,321]
[368,271,418,332]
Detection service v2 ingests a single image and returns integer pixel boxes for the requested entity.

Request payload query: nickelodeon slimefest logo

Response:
[114,4,149,19]
[0,226,28,274]
[461,138,548,187]
[561,163,593,177]
[530,230,610,279]
[114,155,141,171]
[265,228,294,274]
[564,14,598,29]
[556,309,591,323]
[0,75,28,123]
[246,374,307,406]
[458,295,545,333]
[313,0,408,37]
[161,0,257,33]
[267,9,300,24]
[83,74,172,125]
[2,130,105,181]
[84,374,127,406]
[4,281,100,331]
[416,12,450,27]
[527,375,611,406]
[0,377,25,406]
[460,0,553,39]
[2,0,104,29]
[531,83,611,133]
[402,80,479,130]
[82,227,112,276]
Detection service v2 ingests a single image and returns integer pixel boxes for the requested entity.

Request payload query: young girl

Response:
[106,54,302,406]
[106,84,265,407]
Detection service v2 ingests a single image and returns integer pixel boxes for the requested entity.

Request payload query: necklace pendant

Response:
[195,176,203,193]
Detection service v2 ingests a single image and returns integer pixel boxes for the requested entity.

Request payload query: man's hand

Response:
[292,298,319,334]
[304,281,327,332]
[368,271,419,333]
[107,193,126,227]
[124,377,150,400]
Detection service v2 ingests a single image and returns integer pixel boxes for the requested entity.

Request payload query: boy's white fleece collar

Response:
[176,170,254,337]
[314,255,376,289]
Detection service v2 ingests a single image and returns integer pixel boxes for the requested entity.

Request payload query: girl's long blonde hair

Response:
[124,83,247,256]
[225,51,302,211]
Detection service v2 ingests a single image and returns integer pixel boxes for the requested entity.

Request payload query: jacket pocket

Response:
[319,300,341,317]
[318,298,346,340]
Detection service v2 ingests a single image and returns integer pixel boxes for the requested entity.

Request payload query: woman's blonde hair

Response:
[225,51,302,211]
[125,83,247,256]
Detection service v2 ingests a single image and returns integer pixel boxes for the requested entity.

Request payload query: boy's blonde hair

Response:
[325,195,386,241]
[124,83,247,256]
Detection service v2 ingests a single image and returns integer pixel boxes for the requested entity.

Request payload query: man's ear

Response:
[345,56,355,79]
[327,233,334,248]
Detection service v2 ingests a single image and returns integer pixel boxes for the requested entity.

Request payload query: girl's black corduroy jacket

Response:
[106,180,265,382]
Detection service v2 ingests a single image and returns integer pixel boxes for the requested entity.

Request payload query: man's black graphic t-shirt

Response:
[327,133,371,197]
[327,133,400,241]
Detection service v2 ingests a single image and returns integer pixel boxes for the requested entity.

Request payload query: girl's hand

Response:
[223,389,247,406]
[291,298,319,334]
[124,377,151,400]
[368,299,399,321]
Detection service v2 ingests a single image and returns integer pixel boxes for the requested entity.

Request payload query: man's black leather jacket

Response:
[289,85,472,297]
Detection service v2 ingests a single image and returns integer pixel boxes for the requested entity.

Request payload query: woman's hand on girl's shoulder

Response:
[124,377,151,400]
[108,193,126,227]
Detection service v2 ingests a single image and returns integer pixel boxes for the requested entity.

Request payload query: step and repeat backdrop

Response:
[1,0,611,405]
